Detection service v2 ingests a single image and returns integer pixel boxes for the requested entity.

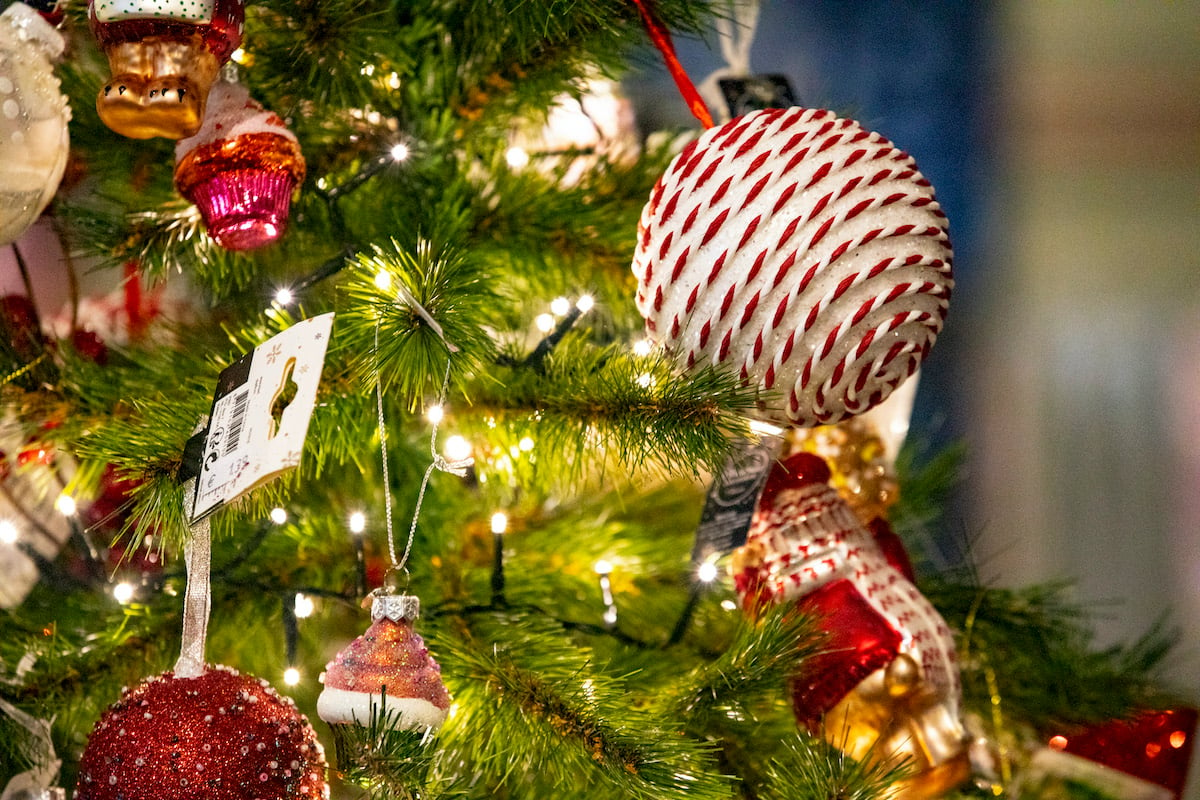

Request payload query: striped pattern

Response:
[735,477,961,713]
[633,107,953,427]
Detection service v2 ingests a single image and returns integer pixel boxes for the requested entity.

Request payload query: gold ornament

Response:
[96,34,218,140]
[787,417,899,523]
[822,654,972,799]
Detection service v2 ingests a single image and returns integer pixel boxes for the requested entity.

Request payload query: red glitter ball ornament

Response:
[75,664,328,800]
[1049,707,1197,799]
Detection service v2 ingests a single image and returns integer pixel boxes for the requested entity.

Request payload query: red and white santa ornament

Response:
[732,451,968,798]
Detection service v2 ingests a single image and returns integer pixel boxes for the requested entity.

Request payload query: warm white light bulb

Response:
[636,373,655,389]
[490,512,508,535]
[426,404,444,424]
[575,294,594,313]
[518,436,534,452]
[390,142,410,162]
[0,519,17,545]
[720,599,738,612]
[535,313,555,333]
[443,434,472,463]
[697,561,719,583]
[349,511,366,534]
[550,297,571,316]
[294,593,315,619]
[374,270,392,291]
[113,582,135,604]
[505,146,530,169]
[283,667,301,686]
[270,507,288,525]
[55,494,76,516]
[632,339,653,357]
[387,72,401,90]
[594,559,613,575]
[274,287,294,306]
[230,48,247,64]
[747,419,785,437]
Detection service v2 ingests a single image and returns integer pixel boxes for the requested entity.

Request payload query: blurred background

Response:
[628,0,1199,748]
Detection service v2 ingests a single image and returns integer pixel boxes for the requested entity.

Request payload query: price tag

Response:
[191,313,334,521]
[691,435,783,563]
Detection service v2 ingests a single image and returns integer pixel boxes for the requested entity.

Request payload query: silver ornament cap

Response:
[370,593,420,622]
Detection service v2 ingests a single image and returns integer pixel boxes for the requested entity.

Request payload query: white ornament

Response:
[0,3,70,246]
[633,107,952,427]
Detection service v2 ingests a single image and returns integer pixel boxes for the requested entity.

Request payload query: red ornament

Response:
[317,594,450,734]
[1048,708,1197,799]
[732,452,968,797]
[75,664,328,800]
[1,294,45,361]
[174,81,306,250]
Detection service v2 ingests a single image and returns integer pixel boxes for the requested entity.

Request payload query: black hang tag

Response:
[691,435,784,563]
[718,75,799,118]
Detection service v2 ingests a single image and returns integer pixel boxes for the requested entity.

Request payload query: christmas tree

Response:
[1,1,1195,799]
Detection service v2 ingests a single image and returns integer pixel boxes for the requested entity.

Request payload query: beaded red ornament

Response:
[1047,708,1197,800]
[75,664,328,800]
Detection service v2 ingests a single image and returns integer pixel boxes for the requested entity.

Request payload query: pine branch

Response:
[760,734,911,800]
[434,609,731,800]
[672,608,820,728]
[923,578,1180,732]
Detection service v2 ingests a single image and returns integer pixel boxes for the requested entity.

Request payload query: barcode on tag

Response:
[224,387,251,457]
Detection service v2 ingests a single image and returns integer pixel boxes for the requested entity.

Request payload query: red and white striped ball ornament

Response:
[632,107,953,427]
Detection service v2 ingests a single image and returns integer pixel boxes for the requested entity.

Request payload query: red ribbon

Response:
[631,0,714,129]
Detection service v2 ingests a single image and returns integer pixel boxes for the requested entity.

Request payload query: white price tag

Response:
[192,313,334,521]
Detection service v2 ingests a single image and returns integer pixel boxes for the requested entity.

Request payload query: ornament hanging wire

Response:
[373,311,471,580]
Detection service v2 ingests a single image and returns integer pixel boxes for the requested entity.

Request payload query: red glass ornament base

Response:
[190,169,294,250]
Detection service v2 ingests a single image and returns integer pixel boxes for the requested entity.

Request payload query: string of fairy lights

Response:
[0,86,731,691]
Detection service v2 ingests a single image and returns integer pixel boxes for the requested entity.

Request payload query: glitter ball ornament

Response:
[317,593,451,735]
[174,80,305,250]
[88,0,243,139]
[632,106,953,427]
[731,452,967,799]
[75,664,328,800]
[1047,708,1197,800]
[0,3,70,246]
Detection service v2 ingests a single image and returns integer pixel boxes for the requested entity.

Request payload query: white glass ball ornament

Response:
[0,2,70,246]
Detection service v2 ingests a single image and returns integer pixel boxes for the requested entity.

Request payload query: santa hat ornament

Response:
[632,106,953,428]
[732,452,968,799]
[317,593,451,760]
